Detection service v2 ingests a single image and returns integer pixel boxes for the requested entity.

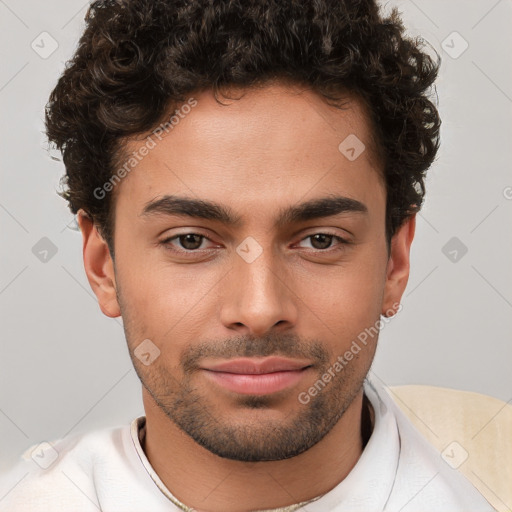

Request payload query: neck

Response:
[141,387,366,512]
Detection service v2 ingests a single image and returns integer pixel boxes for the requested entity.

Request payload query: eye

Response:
[161,233,214,252]
[160,231,350,256]
[296,233,349,251]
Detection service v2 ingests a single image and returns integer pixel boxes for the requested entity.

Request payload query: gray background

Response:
[1,0,511,473]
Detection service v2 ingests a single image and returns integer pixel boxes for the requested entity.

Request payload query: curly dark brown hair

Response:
[45,0,441,258]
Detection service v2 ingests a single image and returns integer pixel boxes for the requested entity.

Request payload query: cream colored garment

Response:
[389,385,512,512]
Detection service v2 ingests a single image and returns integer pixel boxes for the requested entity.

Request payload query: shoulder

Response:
[372,380,506,511]
[0,423,129,511]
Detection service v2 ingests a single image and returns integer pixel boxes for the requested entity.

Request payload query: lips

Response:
[200,357,312,395]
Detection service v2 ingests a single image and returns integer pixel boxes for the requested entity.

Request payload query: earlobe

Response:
[381,214,416,317]
[77,209,121,318]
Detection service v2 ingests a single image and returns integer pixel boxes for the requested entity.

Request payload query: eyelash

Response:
[160,232,350,256]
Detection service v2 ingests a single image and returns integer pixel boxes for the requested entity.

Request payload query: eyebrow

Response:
[140,194,368,227]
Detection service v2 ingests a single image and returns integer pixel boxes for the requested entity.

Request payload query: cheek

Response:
[294,246,387,349]
[303,244,386,303]
[118,258,224,346]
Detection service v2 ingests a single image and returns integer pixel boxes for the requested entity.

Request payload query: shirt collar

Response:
[129,376,398,511]
[304,377,400,511]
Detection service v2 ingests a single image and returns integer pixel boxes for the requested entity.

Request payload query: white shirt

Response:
[0,378,495,511]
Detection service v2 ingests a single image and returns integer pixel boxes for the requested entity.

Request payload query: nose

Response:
[219,241,298,337]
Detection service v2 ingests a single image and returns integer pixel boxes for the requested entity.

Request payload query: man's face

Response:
[91,83,407,462]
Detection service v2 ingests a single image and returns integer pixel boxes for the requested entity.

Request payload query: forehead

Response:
[114,83,384,221]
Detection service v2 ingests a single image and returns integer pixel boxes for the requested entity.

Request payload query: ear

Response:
[381,214,416,317]
[77,209,121,318]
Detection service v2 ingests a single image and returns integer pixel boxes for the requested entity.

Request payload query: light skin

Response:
[77,82,415,511]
